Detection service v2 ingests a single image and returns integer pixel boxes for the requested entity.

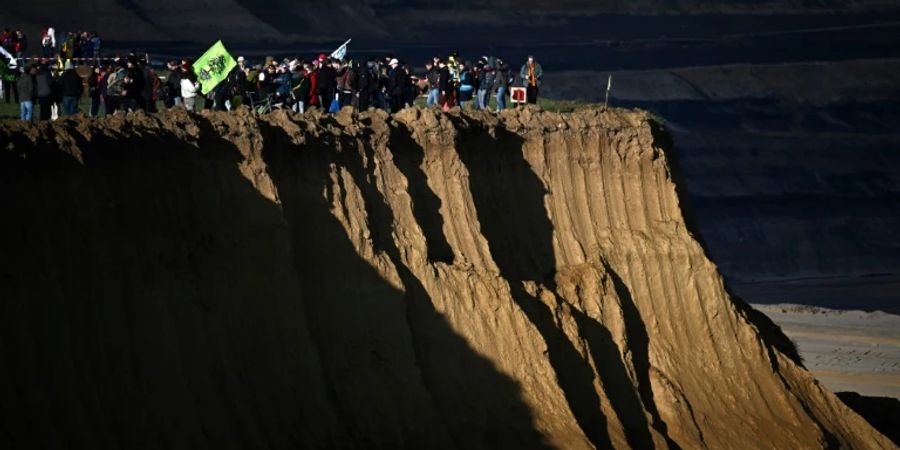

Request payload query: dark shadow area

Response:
[728,287,804,366]
[258,115,550,449]
[0,113,343,448]
[387,123,455,264]
[759,333,840,449]
[604,264,683,450]
[837,392,900,446]
[0,112,550,448]
[452,115,670,449]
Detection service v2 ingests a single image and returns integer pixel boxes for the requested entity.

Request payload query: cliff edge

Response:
[0,107,893,449]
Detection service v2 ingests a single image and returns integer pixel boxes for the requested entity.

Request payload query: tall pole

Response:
[604,73,612,110]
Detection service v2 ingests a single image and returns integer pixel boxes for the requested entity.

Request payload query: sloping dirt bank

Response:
[0,107,893,449]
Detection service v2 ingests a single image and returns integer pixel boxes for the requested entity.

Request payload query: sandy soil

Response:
[755,303,900,399]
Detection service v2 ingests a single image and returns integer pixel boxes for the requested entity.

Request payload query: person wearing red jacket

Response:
[0,29,12,50]
[307,61,319,108]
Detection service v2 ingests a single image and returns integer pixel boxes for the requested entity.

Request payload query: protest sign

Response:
[193,41,237,95]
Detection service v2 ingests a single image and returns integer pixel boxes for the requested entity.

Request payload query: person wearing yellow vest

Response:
[518,55,543,104]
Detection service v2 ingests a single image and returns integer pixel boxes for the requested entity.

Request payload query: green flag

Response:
[193,40,237,95]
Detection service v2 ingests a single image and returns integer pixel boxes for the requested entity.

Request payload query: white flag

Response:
[0,46,15,67]
[330,39,351,61]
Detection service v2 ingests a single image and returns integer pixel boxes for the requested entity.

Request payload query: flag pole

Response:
[603,73,612,110]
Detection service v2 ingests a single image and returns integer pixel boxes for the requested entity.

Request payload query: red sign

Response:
[510,87,527,104]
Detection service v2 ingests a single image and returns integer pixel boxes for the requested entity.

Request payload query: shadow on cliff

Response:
[386,122,455,264]
[452,115,679,449]
[257,114,550,449]
[0,113,346,448]
[837,392,900,446]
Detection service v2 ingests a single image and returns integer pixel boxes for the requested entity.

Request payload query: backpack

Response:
[337,68,355,92]
[483,71,496,91]
[107,69,125,96]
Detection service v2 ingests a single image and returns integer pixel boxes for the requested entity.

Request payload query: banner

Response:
[330,39,351,61]
[193,40,237,95]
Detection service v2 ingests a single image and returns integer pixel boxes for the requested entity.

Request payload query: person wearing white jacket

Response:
[181,73,199,111]
[42,28,56,58]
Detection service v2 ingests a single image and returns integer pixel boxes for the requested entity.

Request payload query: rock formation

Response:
[0,107,893,449]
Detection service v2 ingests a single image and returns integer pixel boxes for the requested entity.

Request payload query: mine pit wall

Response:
[0,108,892,450]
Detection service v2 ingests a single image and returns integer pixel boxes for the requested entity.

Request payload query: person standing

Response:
[13,31,26,58]
[437,59,453,108]
[60,61,83,115]
[90,32,101,61]
[355,60,377,111]
[105,62,126,114]
[1,57,18,104]
[166,62,184,107]
[334,61,354,108]
[257,64,277,101]
[425,60,440,107]
[387,58,406,113]
[306,61,319,109]
[478,65,496,111]
[402,64,417,108]
[290,65,309,113]
[181,71,199,112]
[457,62,474,109]
[41,28,56,58]
[317,59,338,111]
[122,58,145,111]
[142,64,158,112]
[519,55,543,104]
[17,65,36,121]
[88,66,105,117]
[34,63,54,120]
[494,57,510,112]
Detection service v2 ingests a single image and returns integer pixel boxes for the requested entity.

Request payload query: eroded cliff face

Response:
[0,108,892,449]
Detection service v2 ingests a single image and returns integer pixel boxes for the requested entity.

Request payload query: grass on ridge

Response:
[0,93,595,121]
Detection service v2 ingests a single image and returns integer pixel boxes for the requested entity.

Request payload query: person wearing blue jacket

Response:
[457,62,474,109]
[275,66,292,100]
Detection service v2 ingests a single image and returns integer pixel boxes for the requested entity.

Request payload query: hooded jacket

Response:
[34,67,53,98]
[60,69,83,97]
[494,63,511,90]
[388,66,407,97]
[17,73,35,102]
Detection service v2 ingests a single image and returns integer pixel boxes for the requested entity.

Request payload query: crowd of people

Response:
[1,27,546,122]
[2,27,102,61]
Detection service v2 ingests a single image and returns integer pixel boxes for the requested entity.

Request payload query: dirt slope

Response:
[0,107,893,449]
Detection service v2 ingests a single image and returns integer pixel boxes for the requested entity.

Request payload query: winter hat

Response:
[389,58,399,66]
